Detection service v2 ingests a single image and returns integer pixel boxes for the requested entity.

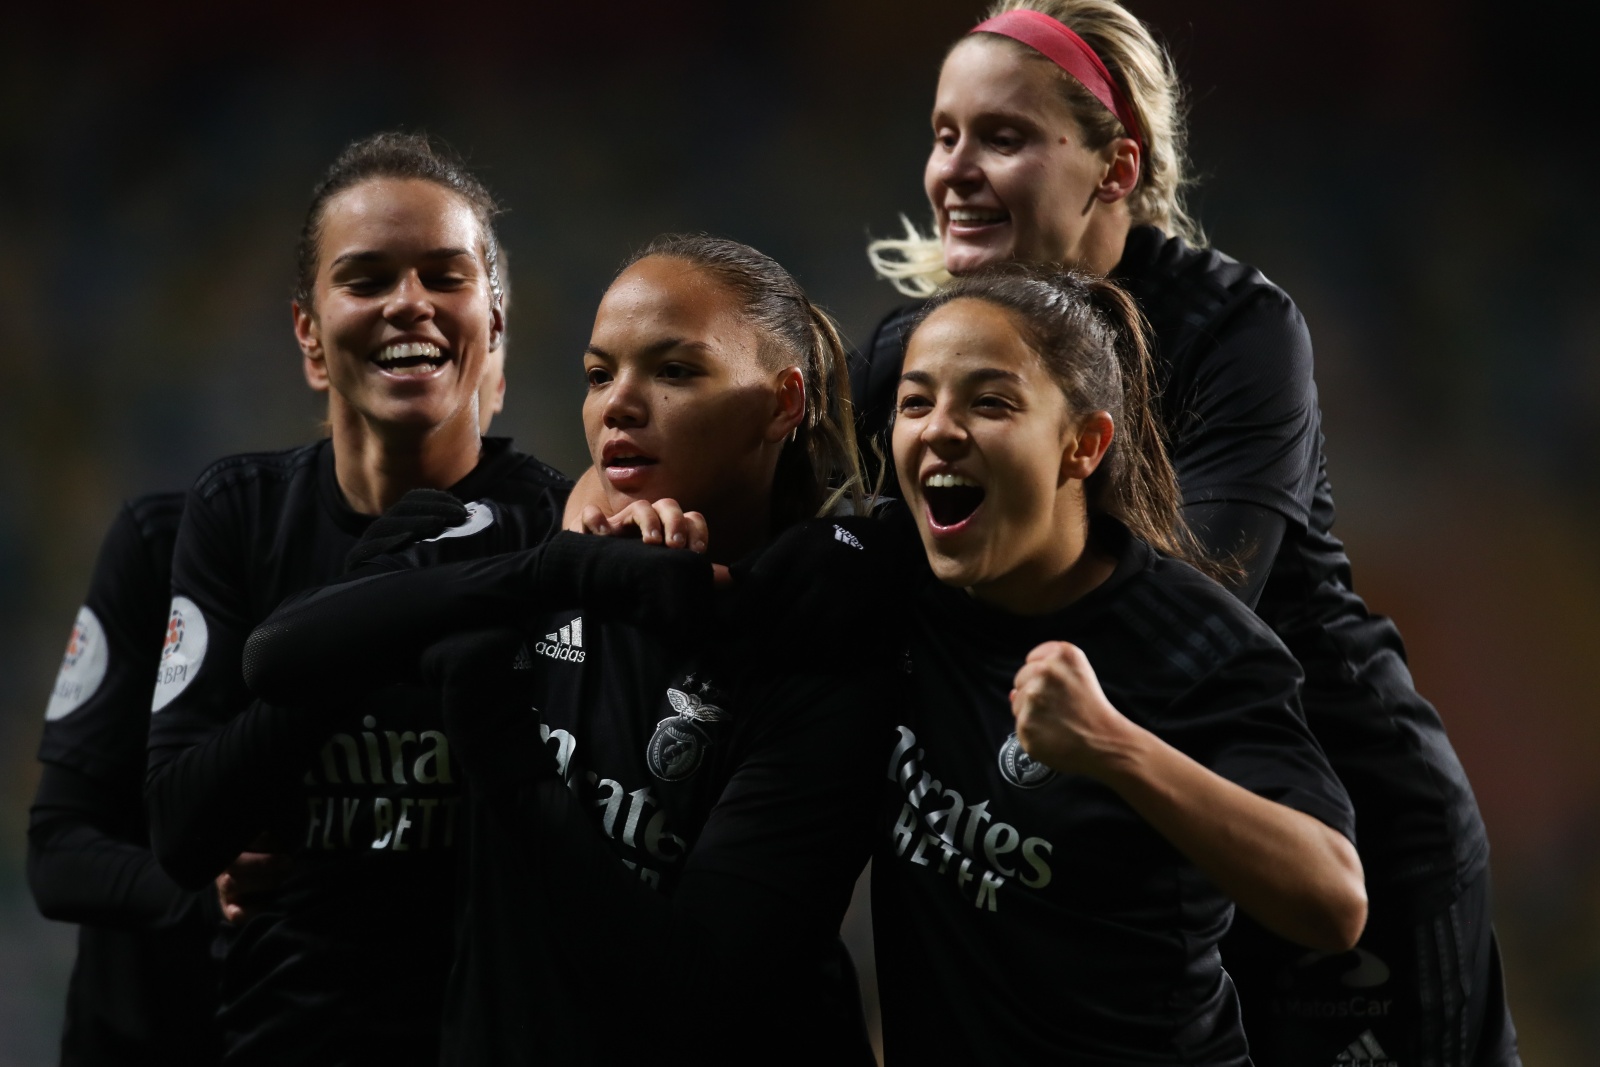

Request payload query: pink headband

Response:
[969,9,1143,148]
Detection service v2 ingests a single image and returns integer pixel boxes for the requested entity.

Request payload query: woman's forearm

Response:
[1096,723,1367,952]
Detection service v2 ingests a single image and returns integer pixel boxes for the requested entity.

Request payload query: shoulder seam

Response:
[510,454,573,487]
[1110,572,1262,679]
[193,444,321,502]
[124,491,186,542]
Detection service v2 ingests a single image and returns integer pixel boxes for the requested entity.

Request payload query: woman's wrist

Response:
[1077,707,1161,788]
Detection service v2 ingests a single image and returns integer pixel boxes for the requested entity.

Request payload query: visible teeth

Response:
[948,209,1007,223]
[374,342,443,364]
[924,472,980,489]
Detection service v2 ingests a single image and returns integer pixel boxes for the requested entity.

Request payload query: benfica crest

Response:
[646,684,728,782]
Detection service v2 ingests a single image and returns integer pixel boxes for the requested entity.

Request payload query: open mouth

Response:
[601,439,660,485]
[947,207,1009,230]
[371,341,450,376]
[923,472,985,530]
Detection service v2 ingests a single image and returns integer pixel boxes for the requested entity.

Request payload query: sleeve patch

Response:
[152,596,209,712]
[422,500,496,542]
[45,606,110,721]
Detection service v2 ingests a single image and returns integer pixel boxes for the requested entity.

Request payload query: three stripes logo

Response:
[1333,1030,1397,1066]
[535,617,586,663]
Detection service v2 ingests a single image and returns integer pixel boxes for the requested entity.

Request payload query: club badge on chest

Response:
[998,732,1057,789]
[647,678,728,782]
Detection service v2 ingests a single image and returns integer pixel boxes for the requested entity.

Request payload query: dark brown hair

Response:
[620,234,866,528]
[910,263,1222,578]
[294,131,504,311]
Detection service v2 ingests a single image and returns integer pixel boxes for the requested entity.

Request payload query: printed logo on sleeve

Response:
[1270,948,1394,1025]
[151,596,209,712]
[1288,947,1392,990]
[1333,1030,1397,1066]
[422,500,495,542]
[45,606,110,721]
[997,732,1056,789]
[832,524,863,550]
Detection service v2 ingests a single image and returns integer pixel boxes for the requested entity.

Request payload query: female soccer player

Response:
[26,320,514,1064]
[852,3,1518,1064]
[241,234,893,1067]
[143,131,569,1067]
[29,492,219,1067]
[872,264,1362,1064]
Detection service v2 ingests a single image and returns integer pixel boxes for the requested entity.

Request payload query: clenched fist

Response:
[1010,641,1137,778]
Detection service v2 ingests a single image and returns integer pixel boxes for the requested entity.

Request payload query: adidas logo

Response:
[534,617,586,663]
[833,524,863,550]
[1333,1030,1398,1066]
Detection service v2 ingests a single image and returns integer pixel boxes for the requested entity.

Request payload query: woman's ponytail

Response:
[1080,277,1223,578]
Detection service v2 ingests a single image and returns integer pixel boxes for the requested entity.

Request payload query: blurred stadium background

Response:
[2,0,1595,1061]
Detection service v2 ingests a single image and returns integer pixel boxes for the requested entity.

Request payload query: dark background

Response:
[2,1,1596,1061]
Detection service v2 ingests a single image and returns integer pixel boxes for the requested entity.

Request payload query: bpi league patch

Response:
[646,686,728,781]
[422,500,495,542]
[45,606,110,721]
[151,596,208,712]
[997,732,1056,789]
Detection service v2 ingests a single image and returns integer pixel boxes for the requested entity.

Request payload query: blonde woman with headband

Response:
[853,3,1518,1065]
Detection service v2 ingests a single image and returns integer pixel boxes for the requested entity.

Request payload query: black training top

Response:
[873,515,1355,1066]
[144,437,568,1067]
[30,492,220,1067]
[852,225,1487,901]
[241,517,900,1067]
[448,605,889,1067]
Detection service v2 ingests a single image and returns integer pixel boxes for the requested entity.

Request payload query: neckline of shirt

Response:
[920,517,1151,649]
[314,436,523,537]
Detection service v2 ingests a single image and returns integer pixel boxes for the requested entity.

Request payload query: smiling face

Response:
[895,297,1110,607]
[925,37,1113,275]
[583,255,802,532]
[293,177,501,438]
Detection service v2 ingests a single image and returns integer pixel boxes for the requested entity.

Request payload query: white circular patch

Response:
[151,596,209,712]
[422,500,495,542]
[997,732,1056,789]
[46,606,110,721]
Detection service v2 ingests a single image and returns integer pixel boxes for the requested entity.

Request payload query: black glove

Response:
[345,488,468,573]
[422,627,553,794]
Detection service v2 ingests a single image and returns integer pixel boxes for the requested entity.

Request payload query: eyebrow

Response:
[932,104,1041,130]
[329,247,475,269]
[585,337,712,361]
[899,367,1026,387]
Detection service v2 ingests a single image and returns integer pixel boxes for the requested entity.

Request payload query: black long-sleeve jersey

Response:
[873,514,1356,1065]
[29,492,220,1067]
[144,437,569,1067]
[243,519,900,1067]
[852,224,1487,904]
